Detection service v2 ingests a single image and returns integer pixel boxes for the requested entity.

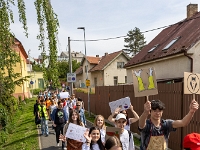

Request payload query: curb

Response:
[37,127,42,150]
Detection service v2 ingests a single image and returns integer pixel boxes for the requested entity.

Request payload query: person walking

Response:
[76,101,86,126]
[139,99,199,150]
[52,101,68,149]
[34,98,40,127]
[37,99,49,136]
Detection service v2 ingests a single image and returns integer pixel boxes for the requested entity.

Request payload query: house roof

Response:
[14,38,28,59]
[90,50,129,72]
[86,56,101,64]
[75,66,83,75]
[124,11,200,68]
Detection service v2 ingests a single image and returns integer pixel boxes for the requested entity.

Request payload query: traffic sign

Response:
[67,73,76,82]
[30,81,34,84]
[86,79,90,87]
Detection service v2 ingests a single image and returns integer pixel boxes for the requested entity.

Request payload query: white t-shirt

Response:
[120,129,135,150]
[82,143,100,150]
[124,118,131,131]
[100,128,105,143]
[50,105,56,114]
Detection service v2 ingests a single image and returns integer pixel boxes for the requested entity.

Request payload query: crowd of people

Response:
[33,89,199,150]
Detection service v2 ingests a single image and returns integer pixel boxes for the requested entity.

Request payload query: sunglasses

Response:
[76,105,80,106]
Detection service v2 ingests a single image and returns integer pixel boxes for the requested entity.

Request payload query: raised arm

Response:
[129,105,139,124]
[172,99,199,128]
[139,100,151,129]
[108,107,121,123]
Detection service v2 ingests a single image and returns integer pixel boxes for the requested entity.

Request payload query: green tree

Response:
[124,27,146,56]
[32,62,43,71]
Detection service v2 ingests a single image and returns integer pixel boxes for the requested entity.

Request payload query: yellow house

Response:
[27,71,45,90]
[12,38,30,99]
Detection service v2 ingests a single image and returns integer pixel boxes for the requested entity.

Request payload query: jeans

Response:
[41,117,48,135]
[55,124,65,148]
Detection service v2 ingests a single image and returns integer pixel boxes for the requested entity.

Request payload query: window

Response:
[148,44,159,53]
[162,37,180,50]
[85,65,88,73]
[94,77,97,86]
[125,76,127,83]
[114,76,118,85]
[117,62,125,69]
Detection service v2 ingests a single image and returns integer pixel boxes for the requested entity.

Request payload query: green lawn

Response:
[85,111,140,147]
[0,98,39,150]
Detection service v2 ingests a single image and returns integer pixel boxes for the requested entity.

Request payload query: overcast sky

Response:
[10,0,200,58]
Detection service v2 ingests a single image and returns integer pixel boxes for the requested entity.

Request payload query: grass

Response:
[84,111,140,147]
[0,98,39,150]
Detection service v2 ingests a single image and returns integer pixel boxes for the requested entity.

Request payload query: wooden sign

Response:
[105,127,121,141]
[132,68,158,97]
[184,72,200,94]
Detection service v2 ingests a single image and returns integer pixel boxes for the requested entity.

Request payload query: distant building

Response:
[59,51,84,62]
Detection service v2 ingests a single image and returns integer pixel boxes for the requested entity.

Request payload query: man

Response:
[34,97,40,127]
[38,99,49,136]
[139,99,199,150]
[76,101,86,126]
[52,101,68,149]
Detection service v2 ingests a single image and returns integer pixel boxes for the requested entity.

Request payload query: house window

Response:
[148,44,159,53]
[94,77,97,86]
[117,62,124,69]
[85,65,88,73]
[162,37,180,50]
[125,76,127,83]
[114,76,118,85]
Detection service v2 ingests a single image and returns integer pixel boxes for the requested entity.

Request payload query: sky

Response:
[10,0,200,58]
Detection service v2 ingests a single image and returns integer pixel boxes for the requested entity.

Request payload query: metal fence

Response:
[75,82,200,150]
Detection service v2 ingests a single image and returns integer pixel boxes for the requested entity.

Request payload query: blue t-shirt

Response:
[138,119,176,150]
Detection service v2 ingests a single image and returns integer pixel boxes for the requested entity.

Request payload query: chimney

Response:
[96,55,99,57]
[105,52,108,56]
[187,4,198,18]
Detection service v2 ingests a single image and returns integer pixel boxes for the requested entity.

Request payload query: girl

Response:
[105,136,122,150]
[93,115,106,144]
[63,109,84,150]
[82,127,105,150]
[108,105,139,131]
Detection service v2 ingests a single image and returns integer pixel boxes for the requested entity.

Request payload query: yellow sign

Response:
[86,79,90,87]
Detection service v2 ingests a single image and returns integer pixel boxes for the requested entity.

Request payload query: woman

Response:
[105,136,122,150]
[82,127,105,150]
[108,105,139,131]
[93,115,106,144]
[63,109,84,150]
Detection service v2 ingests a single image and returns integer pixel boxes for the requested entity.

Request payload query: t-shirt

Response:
[41,105,45,117]
[50,105,56,114]
[55,109,65,125]
[100,128,105,143]
[120,129,135,150]
[138,119,176,150]
[82,143,100,150]
[124,118,131,131]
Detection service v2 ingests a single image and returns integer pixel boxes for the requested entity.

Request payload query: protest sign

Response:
[60,92,69,99]
[105,127,121,141]
[184,72,200,94]
[109,97,131,113]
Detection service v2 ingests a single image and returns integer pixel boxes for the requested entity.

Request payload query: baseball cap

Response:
[115,113,127,121]
[183,133,200,150]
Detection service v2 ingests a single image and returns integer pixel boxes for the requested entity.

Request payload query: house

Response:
[124,4,200,83]
[75,50,130,87]
[59,51,84,62]
[12,38,30,99]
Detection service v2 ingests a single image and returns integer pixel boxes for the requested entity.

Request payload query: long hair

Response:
[94,115,106,130]
[105,136,122,150]
[120,110,129,125]
[89,127,105,150]
[68,109,82,125]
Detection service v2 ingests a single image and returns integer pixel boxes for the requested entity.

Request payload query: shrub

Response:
[32,88,43,95]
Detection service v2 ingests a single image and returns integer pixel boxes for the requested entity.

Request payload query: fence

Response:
[75,82,200,150]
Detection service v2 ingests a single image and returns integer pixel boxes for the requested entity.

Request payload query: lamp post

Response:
[77,27,90,117]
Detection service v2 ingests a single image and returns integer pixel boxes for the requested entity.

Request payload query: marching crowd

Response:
[33,90,200,150]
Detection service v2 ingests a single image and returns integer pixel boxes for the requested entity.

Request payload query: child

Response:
[94,115,106,144]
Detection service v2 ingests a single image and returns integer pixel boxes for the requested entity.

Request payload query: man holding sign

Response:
[139,99,199,150]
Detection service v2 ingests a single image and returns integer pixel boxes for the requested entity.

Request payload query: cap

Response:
[183,133,200,150]
[115,113,127,121]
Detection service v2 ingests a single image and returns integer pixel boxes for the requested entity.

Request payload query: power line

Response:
[71,15,200,42]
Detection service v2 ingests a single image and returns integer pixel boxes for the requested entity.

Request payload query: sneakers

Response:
[45,134,49,137]
[63,148,67,150]
[57,143,60,147]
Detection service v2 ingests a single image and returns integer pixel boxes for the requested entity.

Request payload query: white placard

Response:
[60,92,69,99]
[109,97,131,113]
[66,123,87,142]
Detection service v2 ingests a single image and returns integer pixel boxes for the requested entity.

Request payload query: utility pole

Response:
[68,37,73,95]
[28,49,33,98]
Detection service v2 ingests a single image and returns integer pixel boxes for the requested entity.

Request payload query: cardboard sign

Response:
[60,92,69,99]
[65,123,87,142]
[132,68,158,97]
[184,72,200,94]
[109,97,131,113]
[105,127,121,141]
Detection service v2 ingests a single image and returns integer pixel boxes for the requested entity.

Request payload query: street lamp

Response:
[77,27,90,117]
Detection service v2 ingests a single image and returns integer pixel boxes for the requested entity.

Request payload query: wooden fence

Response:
[75,82,200,150]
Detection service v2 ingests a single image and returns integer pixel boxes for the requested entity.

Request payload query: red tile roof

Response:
[86,56,101,64]
[75,66,83,75]
[124,11,200,68]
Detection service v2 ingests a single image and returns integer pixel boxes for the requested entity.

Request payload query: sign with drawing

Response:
[60,92,69,99]
[109,97,131,113]
[105,127,121,141]
[65,123,87,142]
[184,72,200,94]
[132,68,158,97]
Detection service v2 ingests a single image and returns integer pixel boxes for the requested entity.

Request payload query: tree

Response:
[124,27,146,56]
